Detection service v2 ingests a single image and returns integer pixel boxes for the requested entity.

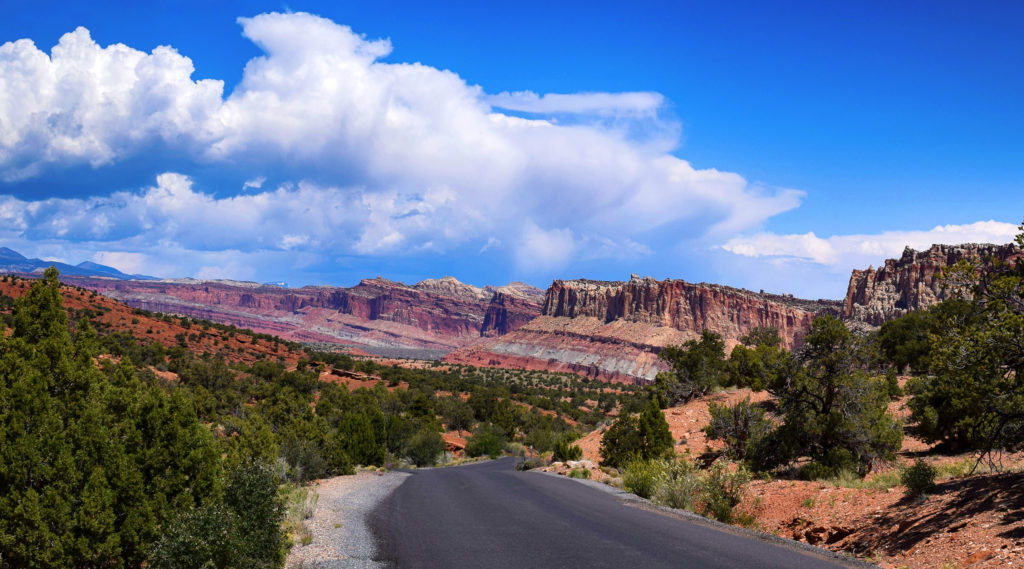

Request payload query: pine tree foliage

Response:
[0,268,231,568]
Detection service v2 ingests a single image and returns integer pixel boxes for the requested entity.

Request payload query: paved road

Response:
[370,458,870,569]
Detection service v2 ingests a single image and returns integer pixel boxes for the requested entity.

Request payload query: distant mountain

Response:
[0,247,155,280]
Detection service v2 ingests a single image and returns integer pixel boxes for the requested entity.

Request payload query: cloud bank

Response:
[722,220,1020,268]
[0,12,805,280]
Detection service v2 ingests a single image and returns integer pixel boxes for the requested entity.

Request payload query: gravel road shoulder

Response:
[286,470,410,569]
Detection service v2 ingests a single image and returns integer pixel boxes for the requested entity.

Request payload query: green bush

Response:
[704,397,772,462]
[905,263,1024,454]
[799,448,859,481]
[504,441,527,457]
[798,461,833,482]
[654,330,728,406]
[901,459,937,499]
[148,505,243,569]
[523,428,557,453]
[762,316,903,476]
[224,461,287,568]
[553,436,583,462]
[148,463,286,569]
[652,458,698,511]
[465,423,506,458]
[279,438,327,482]
[515,458,545,471]
[622,458,662,499]
[568,468,591,479]
[877,309,936,375]
[883,368,903,400]
[0,269,229,568]
[599,400,673,468]
[698,460,751,523]
[406,428,446,467]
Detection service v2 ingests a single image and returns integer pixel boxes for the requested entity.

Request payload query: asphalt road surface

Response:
[370,458,870,569]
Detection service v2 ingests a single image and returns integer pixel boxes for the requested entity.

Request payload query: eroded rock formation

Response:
[445,276,841,383]
[62,275,543,356]
[57,241,1019,384]
[843,243,1023,326]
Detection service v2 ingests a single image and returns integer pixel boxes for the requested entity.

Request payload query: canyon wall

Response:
[445,276,841,383]
[63,275,543,356]
[54,241,1023,383]
[843,243,1023,326]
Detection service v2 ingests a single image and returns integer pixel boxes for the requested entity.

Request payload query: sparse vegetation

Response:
[618,456,751,524]
[651,457,698,511]
[4,220,1024,568]
[568,467,591,479]
[622,458,661,499]
[704,397,772,462]
[698,460,751,523]
[282,484,319,549]
[901,459,937,499]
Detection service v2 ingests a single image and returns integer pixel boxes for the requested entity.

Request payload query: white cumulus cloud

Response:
[0,28,223,181]
[0,12,805,280]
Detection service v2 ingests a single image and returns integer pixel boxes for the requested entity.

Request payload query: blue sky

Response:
[0,1,1020,298]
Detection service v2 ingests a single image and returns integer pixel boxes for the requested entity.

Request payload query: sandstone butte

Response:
[58,274,545,357]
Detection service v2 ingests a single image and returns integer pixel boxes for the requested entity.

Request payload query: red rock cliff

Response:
[541,276,837,347]
[843,243,1023,326]
[63,275,543,355]
[445,276,840,383]
[481,283,547,337]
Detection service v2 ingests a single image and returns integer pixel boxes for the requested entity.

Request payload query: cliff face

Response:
[843,243,1023,326]
[541,277,837,347]
[481,284,547,337]
[445,276,841,383]
[62,275,543,356]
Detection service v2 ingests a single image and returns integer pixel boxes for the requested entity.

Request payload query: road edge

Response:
[531,469,879,569]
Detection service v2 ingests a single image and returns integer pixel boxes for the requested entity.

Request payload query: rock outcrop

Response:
[843,243,1023,326]
[481,284,546,337]
[445,276,841,383]
[62,275,544,356]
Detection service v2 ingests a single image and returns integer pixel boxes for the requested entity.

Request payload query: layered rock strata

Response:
[843,243,1023,326]
[63,275,543,356]
[445,276,841,383]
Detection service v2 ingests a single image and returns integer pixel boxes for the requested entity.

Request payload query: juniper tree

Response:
[654,330,728,407]
[765,315,902,476]
[599,400,673,467]
[908,221,1024,459]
